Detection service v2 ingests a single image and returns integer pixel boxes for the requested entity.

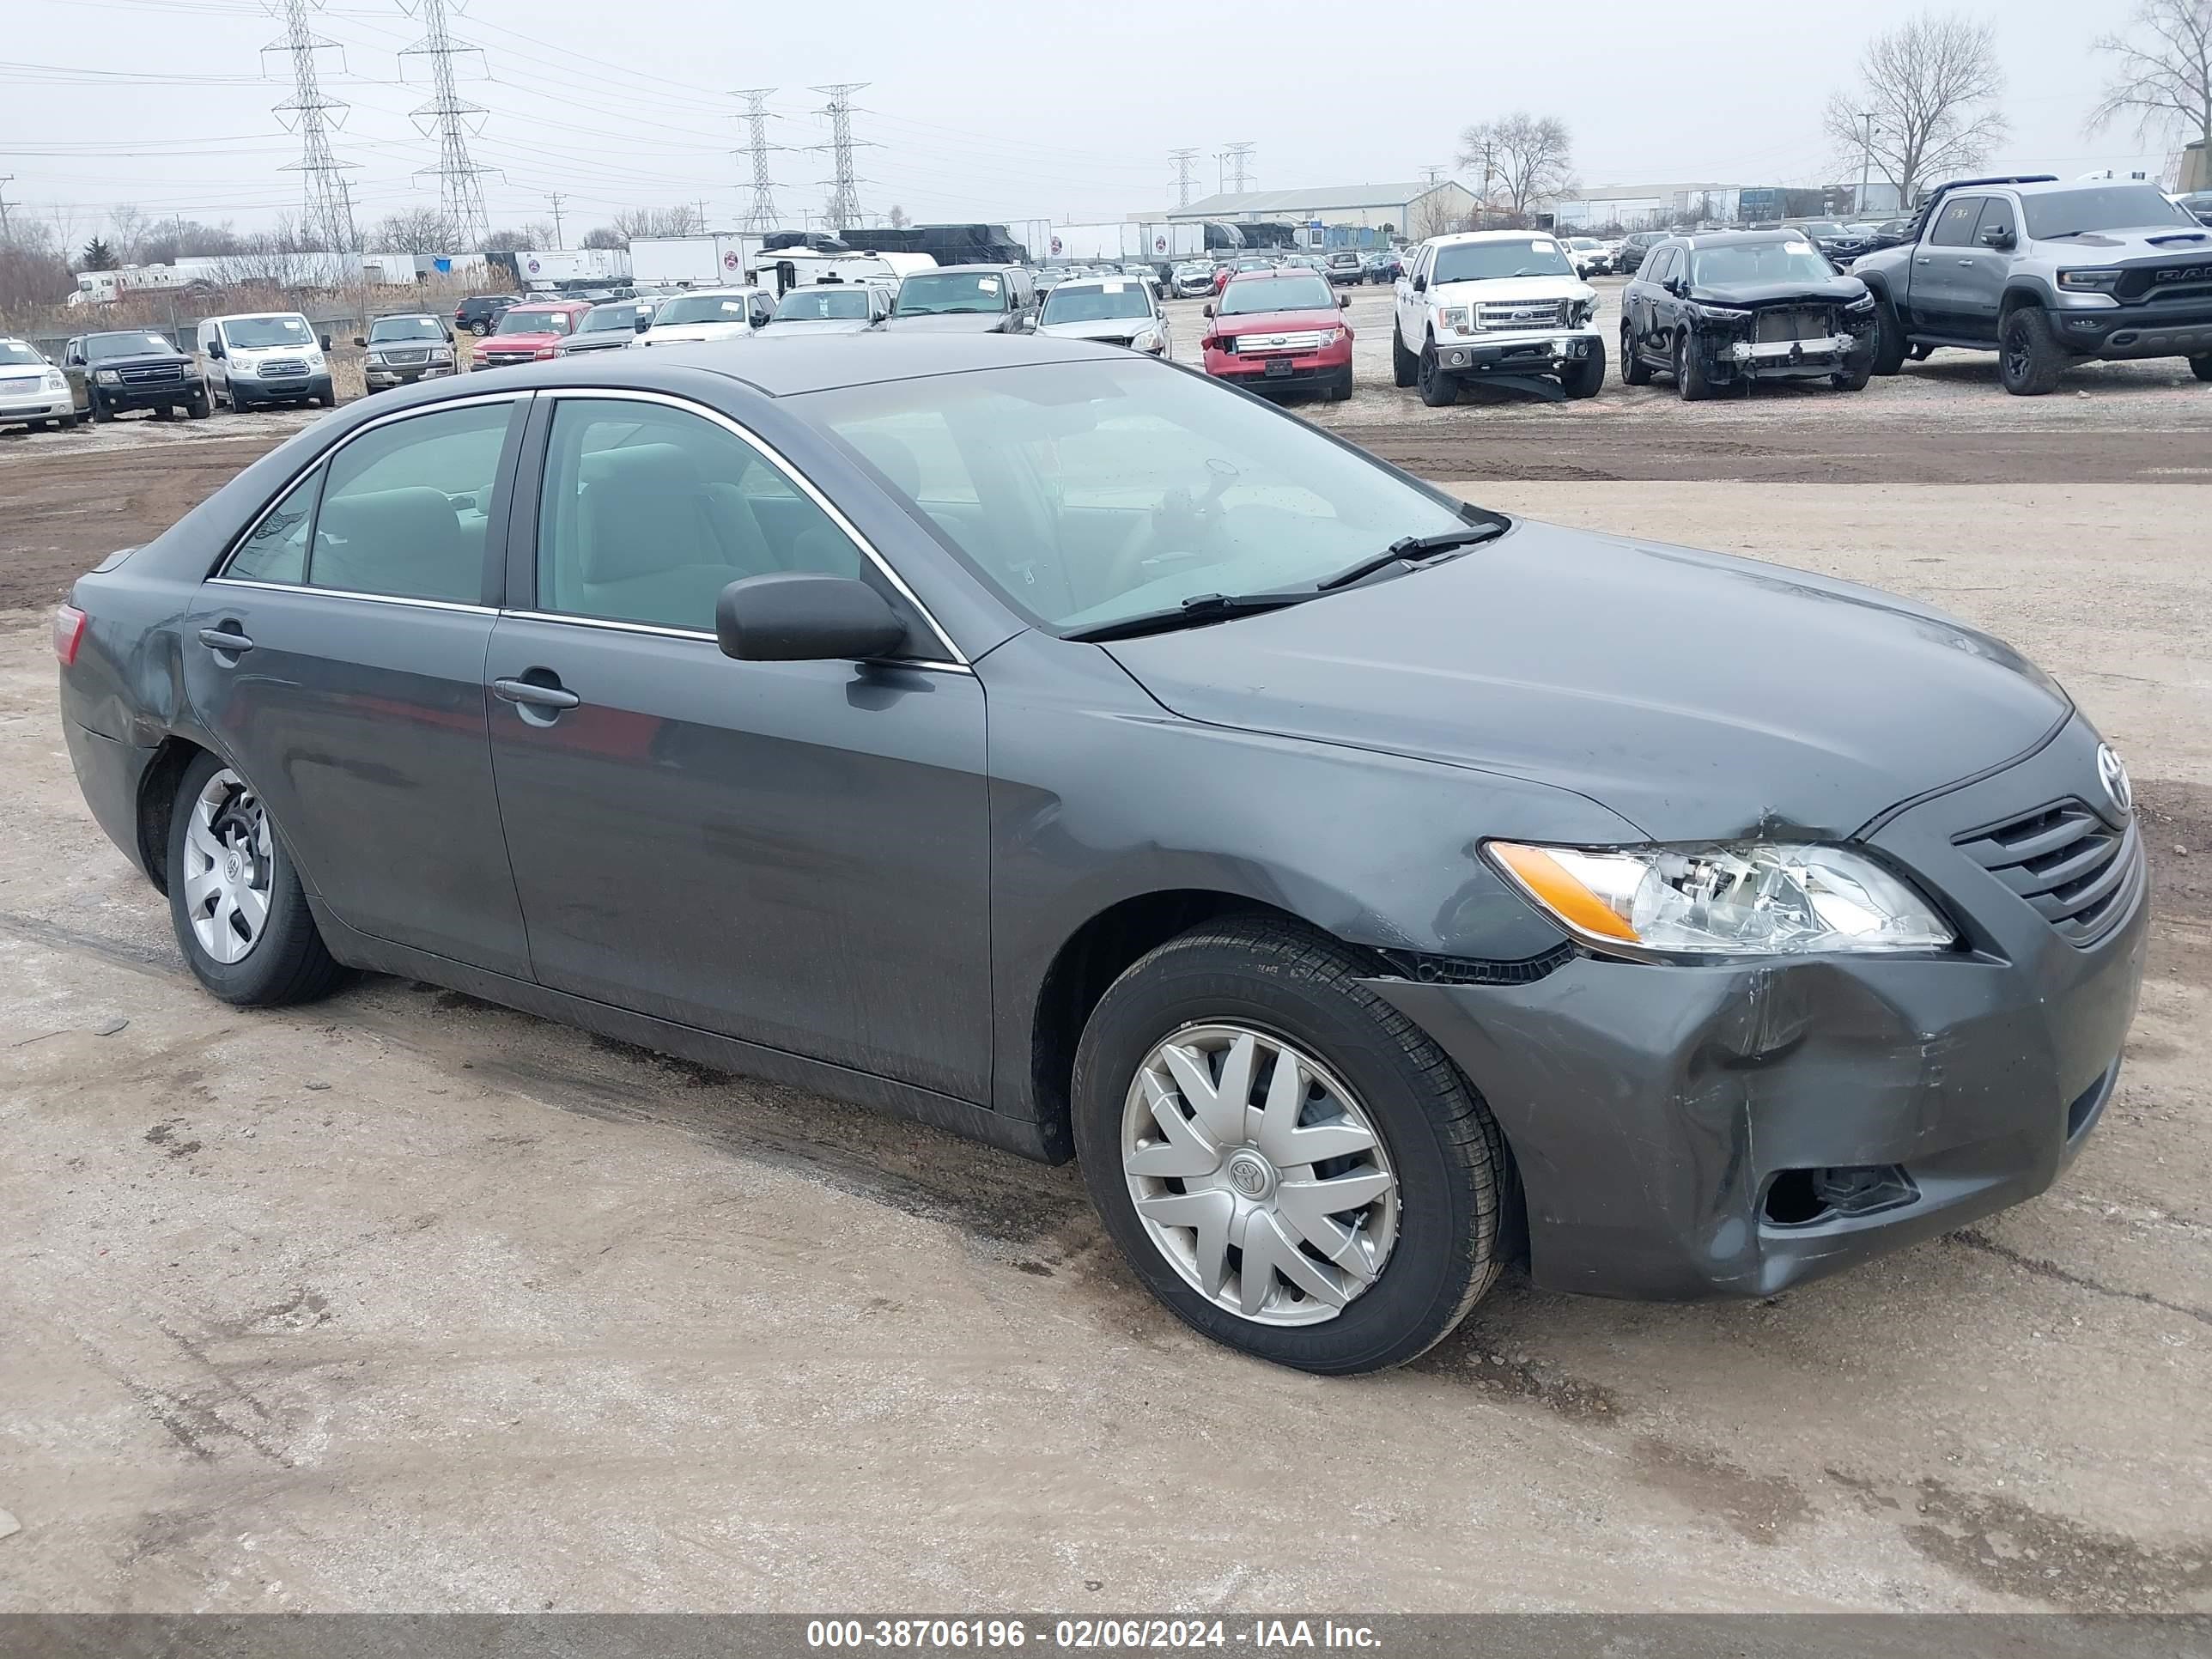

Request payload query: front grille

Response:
[381,348,429,365]
[1229,329,1328,354]
[1475,299,1569,331]
[2114,258,2212,301]
[258,358,309,378]
[1754,307,1832,343]
[1954,799,2141,945]
[118,364,184,385]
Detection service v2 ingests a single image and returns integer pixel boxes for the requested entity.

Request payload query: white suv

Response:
[1391,232,1605,405]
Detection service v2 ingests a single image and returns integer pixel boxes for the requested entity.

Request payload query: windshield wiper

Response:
[1064,590,1315,643]
[1315,522,1506,592]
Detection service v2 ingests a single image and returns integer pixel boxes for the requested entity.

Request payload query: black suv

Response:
[1852,174,2212,393]
[1614,231,1668,275]
[453,295,523,337]
[60,330,210,422]
[1621,230,1877,399]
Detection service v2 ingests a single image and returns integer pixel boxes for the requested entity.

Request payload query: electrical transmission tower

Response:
[1169,148,1199,209]
[1220,142,1255,195]
[732,88,783,234]
[264,0,358,252]
[399,0,495,251]
[811,82,869,233]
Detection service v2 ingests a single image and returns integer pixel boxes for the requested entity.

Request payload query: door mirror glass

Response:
[715,573,908,663]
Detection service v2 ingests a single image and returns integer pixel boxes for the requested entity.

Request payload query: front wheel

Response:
[86,391,109,423]
[1869,295,1907,377]
[2191,354,2212,383]
[187,390,211,419]
[1072,917,1508,1374]
[166,753,347,1006]
[1560,339,1606,399]
[1325,364,1353,403]
[56,410,78,431]
[1831,360,1872,392]
[1417,338,1459,407]
[1391,322,1418,388]
[1999,307,2068,396]
[1674,332,1712,402]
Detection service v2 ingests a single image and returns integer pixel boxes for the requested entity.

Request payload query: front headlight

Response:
[1488,841,1955,959]
[1686,302,1749,325]
[1845,293,1877,313]
[1436,306,1470,331]
[1129,325,1164,352]
[2057,270,2121,292]
[1571,297,1598,325]
[230,360,257,377]
[94,368,119,384]
[43,370,67,392]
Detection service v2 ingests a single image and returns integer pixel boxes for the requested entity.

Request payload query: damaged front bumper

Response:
[1362,717,2149,1301]
[1432,325,1602,378]
[1723,331,1867,378]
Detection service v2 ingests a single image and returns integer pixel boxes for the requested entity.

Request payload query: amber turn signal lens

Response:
[1489,842,1641,943]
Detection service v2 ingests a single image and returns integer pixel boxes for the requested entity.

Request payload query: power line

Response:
[811,82,868,234]
[1169,148,1199,209]
[398,0,494,249]
[264,0,359,252]
[732,88,781,234]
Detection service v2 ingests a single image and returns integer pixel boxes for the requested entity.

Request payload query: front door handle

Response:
[492,676,580,711]
[197,625,254,655]
[1958,258,1977,268]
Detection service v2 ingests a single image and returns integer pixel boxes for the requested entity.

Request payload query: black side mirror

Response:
[1412,274,1427,293]
[353,335,368,348]
[716,573,908,664]
[635,313,652,332]
[207,341,225,360]
[1339,293,1351,307]
[1201,302,1214,317]
[320,335,332,351]
[1979,225,2014,251]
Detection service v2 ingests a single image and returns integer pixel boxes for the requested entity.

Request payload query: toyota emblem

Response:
[2096,744,2132,816]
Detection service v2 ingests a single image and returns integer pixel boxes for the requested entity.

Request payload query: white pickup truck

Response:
[1391,231,1605,404]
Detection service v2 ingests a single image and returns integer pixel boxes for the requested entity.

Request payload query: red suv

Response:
[471,300,592,371]
[1200,269,1354,401]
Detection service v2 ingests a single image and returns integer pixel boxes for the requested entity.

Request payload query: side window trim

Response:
[511,386,968,667]
[210,392,529,605]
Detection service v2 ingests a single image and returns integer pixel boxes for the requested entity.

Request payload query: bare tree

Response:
[886,204,910,228]
[211,215,344,289]
[580,225,626,250]
[140,218,245,264]
[0,216,76,314]
[368,209,455,255]
[482,222,557,253]
[1822,11,2009,209]
[611,204,705,243]
[2090,0,2212,161]
[1456,113,1574,220]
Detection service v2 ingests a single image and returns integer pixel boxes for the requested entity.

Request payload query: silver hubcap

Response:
[1121,1024,1399,1328]
[181,769,272,965]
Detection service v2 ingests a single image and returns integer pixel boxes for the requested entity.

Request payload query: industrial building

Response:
[1164,179,1479,240]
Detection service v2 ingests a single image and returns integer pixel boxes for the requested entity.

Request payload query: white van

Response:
[197,312,334,411]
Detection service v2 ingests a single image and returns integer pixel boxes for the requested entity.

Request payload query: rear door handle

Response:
[197,626,254,654]
[492,677,580,711]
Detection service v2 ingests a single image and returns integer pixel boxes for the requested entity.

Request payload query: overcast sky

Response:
[4,0,2180,248]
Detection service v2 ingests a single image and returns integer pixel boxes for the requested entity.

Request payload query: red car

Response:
[470,300,593,371]
[1200,268,1354,401]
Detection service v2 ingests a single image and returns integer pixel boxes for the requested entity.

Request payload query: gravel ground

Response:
[1,293,2209,1616]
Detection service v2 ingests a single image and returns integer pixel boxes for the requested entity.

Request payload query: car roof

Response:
[1423,230,1558,247]
[916,263,1019,275]
[1671,228,1824,248]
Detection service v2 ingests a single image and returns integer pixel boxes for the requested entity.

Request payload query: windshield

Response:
[775,287,872,321]
[1042,283,1152,325]
[1430,238,1574,283]
[579,305,641,332]
[895,272,1011,316]
[220,316,312,349]
[803,357,1468,634]
[496,308,574,336]
[2024,185,2194,239]
[1691,241,1835,285]
[0,342,46,368]
[653,294,756,326]
[368,317,445,343]
[87,331,177,360]
[1218,275,1334,315]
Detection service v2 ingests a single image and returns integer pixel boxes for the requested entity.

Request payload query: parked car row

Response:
[0,310,341,432]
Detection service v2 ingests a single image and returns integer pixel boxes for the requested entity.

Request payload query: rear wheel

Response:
[1999,306,2068,396]
[1417,337,1458,407]
[166,753,346,1007]
[1674,332,1712,402]
[1391,322,1418,388]
[1072,917,1507,1375]
[1620,323,1653,386]
[2191,354,2212,383]
[1869,294,1907,376]
[1560,339,1606,399]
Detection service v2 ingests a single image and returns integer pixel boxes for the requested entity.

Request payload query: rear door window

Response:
[309,402,515,603]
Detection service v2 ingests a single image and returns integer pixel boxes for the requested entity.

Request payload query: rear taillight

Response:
[53,604,88,666]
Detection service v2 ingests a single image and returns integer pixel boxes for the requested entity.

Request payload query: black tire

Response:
[1869,293,1907,377]
[1326,364,1353,403]
[1620,323,1653,386]
[1999,306,2068,396]
[87,391,109,423]
[470,319,490,337]
[2190,354,2212,383]
[1391,322,1418,388]
[165,751,347,1007]
[1674,332,1712,402]
[315,391,336,409]
[1560,338,1606,399]
[57,411,78,431]
[1071,916,1508,1375]
[187,390,210,419]
[1417,337,1458,407]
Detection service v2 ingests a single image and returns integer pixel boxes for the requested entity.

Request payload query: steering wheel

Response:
[1101,459,1239,601]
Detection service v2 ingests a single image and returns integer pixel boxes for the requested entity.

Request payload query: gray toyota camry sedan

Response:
[54,337,2146,1373]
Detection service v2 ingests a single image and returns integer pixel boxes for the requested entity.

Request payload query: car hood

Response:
[639,324,755,344]
[1039,316,1156,342]
[1685,275,1868,308]
[1211,307,1341,337]
[1430,276,1595,307]
[884,311,1021,333]
[2028,226,2212,258]
[1100,519,2070,842]
[479,332,565,351]
[86,353,193,370]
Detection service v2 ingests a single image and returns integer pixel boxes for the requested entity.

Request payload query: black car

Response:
[53,335,2145,1376]
[1784,220,1870,265]
[1361,248,1401,284]
[58,330,210,422]
[884,264,1040,334]
[1620,230,1878,399]
[1613,231,1668,274]
[453,295,523,337]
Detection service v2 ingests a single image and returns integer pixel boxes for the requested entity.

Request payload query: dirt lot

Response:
[2,316,2209,1614]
